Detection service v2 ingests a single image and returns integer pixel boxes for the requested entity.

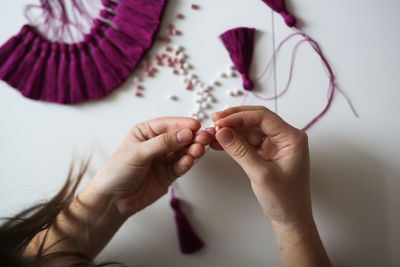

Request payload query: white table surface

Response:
[1,0,399,266]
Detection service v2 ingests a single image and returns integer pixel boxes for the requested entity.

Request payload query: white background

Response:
[1,0,400,266]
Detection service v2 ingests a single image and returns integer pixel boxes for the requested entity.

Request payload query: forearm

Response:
[272,217,331,267]
[24,184,126,259]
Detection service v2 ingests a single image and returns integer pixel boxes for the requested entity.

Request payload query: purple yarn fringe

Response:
[0,0,167,104]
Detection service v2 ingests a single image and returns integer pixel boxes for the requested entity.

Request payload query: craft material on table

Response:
[0,0,167,104]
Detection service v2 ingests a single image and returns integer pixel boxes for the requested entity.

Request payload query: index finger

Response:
[134,117,201,140]
[214,109,295,142]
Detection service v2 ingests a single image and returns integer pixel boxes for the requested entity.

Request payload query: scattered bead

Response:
[135,91,143,97]
[168,94,179,101]
[191,4,199,9]
[176,13,184,19]
[219,72,227,78]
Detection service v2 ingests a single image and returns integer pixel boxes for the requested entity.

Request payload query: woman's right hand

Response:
[212,106,312,226]
[211,106,331,267]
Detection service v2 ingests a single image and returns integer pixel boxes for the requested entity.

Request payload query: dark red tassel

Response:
[220,27,256,91]
[170,189,204,254]
[21,42,50,99]
[260,0,297,27]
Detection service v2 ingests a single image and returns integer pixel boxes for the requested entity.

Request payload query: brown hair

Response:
[0,160,122,267]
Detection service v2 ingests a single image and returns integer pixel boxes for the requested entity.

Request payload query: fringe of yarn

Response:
[170,186,204,254]
[0,0,167,104]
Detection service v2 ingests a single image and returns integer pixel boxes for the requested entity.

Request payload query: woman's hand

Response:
[211,106,331,267]
[212,106,311,225]
[86,117,212,218]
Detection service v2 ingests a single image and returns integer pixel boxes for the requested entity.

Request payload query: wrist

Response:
[271,215,317,243]
[79,182,127,224]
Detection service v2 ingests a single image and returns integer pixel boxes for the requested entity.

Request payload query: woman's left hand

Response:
[85,117,212,218]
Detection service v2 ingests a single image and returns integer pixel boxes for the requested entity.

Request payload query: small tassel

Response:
[57,44,71,104]
[7,37,42,89]
[170,187,204,254]
[69,44,88,103]
[260,0,297,27]
[22,42,50,99]
[0,25,30,67]
[220,27,256,91]
[100,11,149,49]
[41,43,60,101]
[95,32,135,77]
[0,32,35,81]
[78,42,106,100]
[87,35,122,94]
[93,19,136,58]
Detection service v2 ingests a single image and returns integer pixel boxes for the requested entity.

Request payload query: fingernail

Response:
[176,128,192,143]
[219,128,234,146]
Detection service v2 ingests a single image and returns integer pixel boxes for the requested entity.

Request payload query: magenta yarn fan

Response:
[0,0,167,104]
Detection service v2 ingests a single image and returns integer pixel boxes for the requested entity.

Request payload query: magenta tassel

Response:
[170,188,204,254]
[78,42,106,100]
[7,37,42,88]
[57,44,70,104]
[69,44,88,103]
[220,27,256,91]
[22,42,50,99]
[41,43,60,101]
[0,32,35,81]
[0,25,30,67]
[260,0,297,27]
[87,36,122,94]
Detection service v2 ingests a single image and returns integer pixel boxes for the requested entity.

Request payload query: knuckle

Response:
[232,143,250,161]
[158,134,170,148]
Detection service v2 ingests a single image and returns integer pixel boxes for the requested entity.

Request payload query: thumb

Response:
[137,128,193,161]
[216,127,265,177]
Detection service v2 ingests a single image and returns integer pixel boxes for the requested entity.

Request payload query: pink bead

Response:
[172,29,180,35]
[186,80,192,90]
[135,91,143,97]
[173,69,179,75]
[176,13,184,19]
[136,85,144,90]
[191,4,199,9]
[165,46,172,52]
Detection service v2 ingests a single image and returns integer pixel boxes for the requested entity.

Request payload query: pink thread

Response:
[245,29,358,130]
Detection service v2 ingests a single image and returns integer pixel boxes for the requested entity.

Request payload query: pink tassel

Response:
[0,25,30,67]
[170,187,204,254]
[57,44,70,104]
[0,32,35,81]
[69,44,88,103]
[21,42,51,99]
[220,27,256,91]
[78,42,106,100]
[41,43,60,101]
[260,0,297,27]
